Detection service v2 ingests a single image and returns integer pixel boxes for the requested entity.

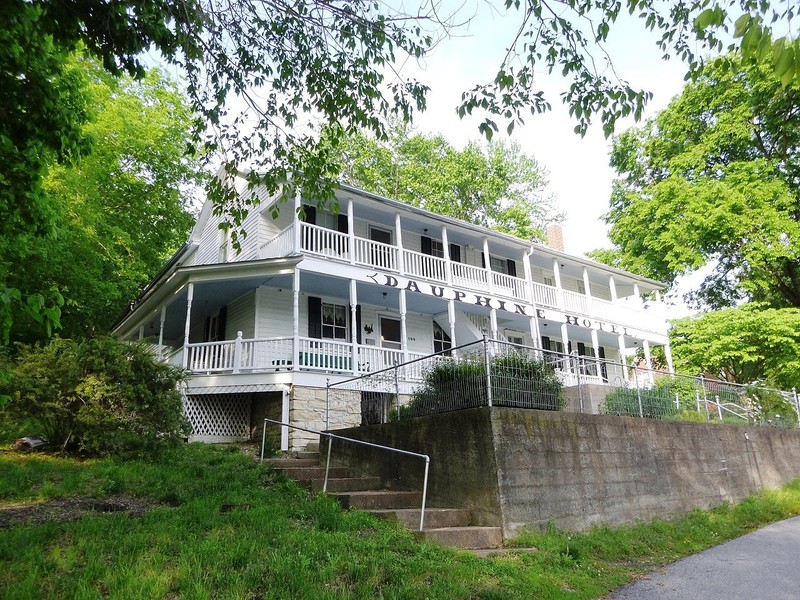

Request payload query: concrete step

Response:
[370,508,473,530]
[333,490,423,510]
[264,458,320,468]
[305,442,320,453]
[306,477,382,493]
[415,527,503,550]
[272,466,351,480]
[294,451,320,461]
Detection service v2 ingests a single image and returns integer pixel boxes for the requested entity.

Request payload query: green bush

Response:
[2,336,190,457]
[405,353,564,417]
[747,386,798,427]
[600,376,703,420]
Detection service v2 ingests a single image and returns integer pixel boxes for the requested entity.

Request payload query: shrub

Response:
[405,353,564,417]
[600,376,703,420]
[747,386,798,427]
[3,336,190,457]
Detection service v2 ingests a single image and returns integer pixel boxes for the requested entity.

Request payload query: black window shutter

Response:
[507,259,517,277]
[541,336,551,351]
[356,305,362,344]
[421,236,433,255]
[449,243,461,263]
[577,342,586,356]
[598,347,606,359]
[337,213,348,233]
[308,296,322,338]
[303,204,317,224]
[218,306,227,340]
[599,347,608,381]
[481,252,486,269]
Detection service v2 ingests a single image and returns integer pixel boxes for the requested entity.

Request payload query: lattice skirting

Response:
[184,393,251,442]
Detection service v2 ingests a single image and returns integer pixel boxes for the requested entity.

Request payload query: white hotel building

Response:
[114,178,672,451]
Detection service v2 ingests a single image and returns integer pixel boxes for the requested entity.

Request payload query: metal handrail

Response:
[260,418,431,531]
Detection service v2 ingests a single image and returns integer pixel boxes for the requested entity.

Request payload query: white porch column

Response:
[349,279,358,375]
[280,389,290,452]
[441,225,453,285]
[293,187,302,253]
[395,213,405,275]
[560,323,570,356]
[553,258,564,309]
[490,308,498,340]
[292,270,300,369]
[608,275,618,301]
[157,305,166,361]
[483,237,495,294]
[347,199,355,265]
[642,339,655,384]
[399,289,409,363]
[590,329,602,378]
[633,282,642,307]
[182,282,194,369]
[617,334,626,367]
[448,299,457,348]
[523,248,534,304]
[582,267,593,313]
[663,340,675,374]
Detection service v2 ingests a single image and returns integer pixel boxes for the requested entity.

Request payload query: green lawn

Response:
[2,443,800,599]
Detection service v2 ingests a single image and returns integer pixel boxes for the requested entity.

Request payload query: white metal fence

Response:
[326,337,800,430]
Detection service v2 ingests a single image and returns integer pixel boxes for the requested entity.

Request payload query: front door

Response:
[379,316,402,350]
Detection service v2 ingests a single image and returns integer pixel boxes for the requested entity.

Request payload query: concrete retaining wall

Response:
[333,407,800,537]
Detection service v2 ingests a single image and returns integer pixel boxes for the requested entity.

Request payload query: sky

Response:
[395,5,690,258]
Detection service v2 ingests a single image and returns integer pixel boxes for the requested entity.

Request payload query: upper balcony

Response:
[260,221,666,334]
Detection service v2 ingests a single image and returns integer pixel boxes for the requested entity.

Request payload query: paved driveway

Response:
[606,515,800,599]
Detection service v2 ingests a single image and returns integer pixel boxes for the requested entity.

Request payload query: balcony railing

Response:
[259,222,661,333]
[185,333,426,376]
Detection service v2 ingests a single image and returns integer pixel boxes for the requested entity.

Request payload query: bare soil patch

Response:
[0,495,159,529]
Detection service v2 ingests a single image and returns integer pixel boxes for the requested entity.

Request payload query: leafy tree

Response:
[670,304,800,389]
[597,55,800,309]
[334,127,560,241]
[0,57,200,344]
[2,336,189,457]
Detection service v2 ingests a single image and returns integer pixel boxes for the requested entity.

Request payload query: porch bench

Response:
[299,353,352,371]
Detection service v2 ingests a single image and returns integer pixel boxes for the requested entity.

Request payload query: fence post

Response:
[483,333,493,408]
[634,366,644,418]
[576,354,585,413]
[232,331,243,374]
[794,388,799,428]
[394,362,400,423]
[675,392,680,411]
[325,378,330,432]
[715,394,723,421]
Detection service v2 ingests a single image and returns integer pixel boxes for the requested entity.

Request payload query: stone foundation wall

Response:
[289,385,361,451]
[333,408,800,537]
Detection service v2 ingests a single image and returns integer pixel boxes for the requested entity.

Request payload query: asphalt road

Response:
[606,515,800,600]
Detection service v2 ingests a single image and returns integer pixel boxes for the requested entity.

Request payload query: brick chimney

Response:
[545,223,565,252]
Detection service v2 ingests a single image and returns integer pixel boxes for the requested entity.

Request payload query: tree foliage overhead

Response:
[333,127,560,241]
[670,304,800,389]
[597,55,800,309]
[1,56,200,344]
[6,1,800,230]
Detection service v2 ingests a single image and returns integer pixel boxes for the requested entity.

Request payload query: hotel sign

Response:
[366,272,643,337]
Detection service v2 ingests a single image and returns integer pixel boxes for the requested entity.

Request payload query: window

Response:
[430,239,445,258]
[577,281,586,295]
[490,256,508,274]
[218,227,229,262]
[322,302,348,340]
[433,322,452,354]
[543,275,554,287]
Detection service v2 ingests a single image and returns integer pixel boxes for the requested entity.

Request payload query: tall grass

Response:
[3,444,800,599]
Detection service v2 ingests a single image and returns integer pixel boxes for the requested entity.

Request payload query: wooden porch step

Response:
[333,490,423,510]
[370,508,473,530]
[415,526,503,550]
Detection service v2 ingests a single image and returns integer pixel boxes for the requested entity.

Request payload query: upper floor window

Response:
[218,227,230,262]
[577,281,586,295]
[489,256,517,277]
[421,235,462,263]
[543,275,554,287]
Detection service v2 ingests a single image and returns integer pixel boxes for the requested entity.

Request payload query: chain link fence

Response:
[326,337,800,429]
